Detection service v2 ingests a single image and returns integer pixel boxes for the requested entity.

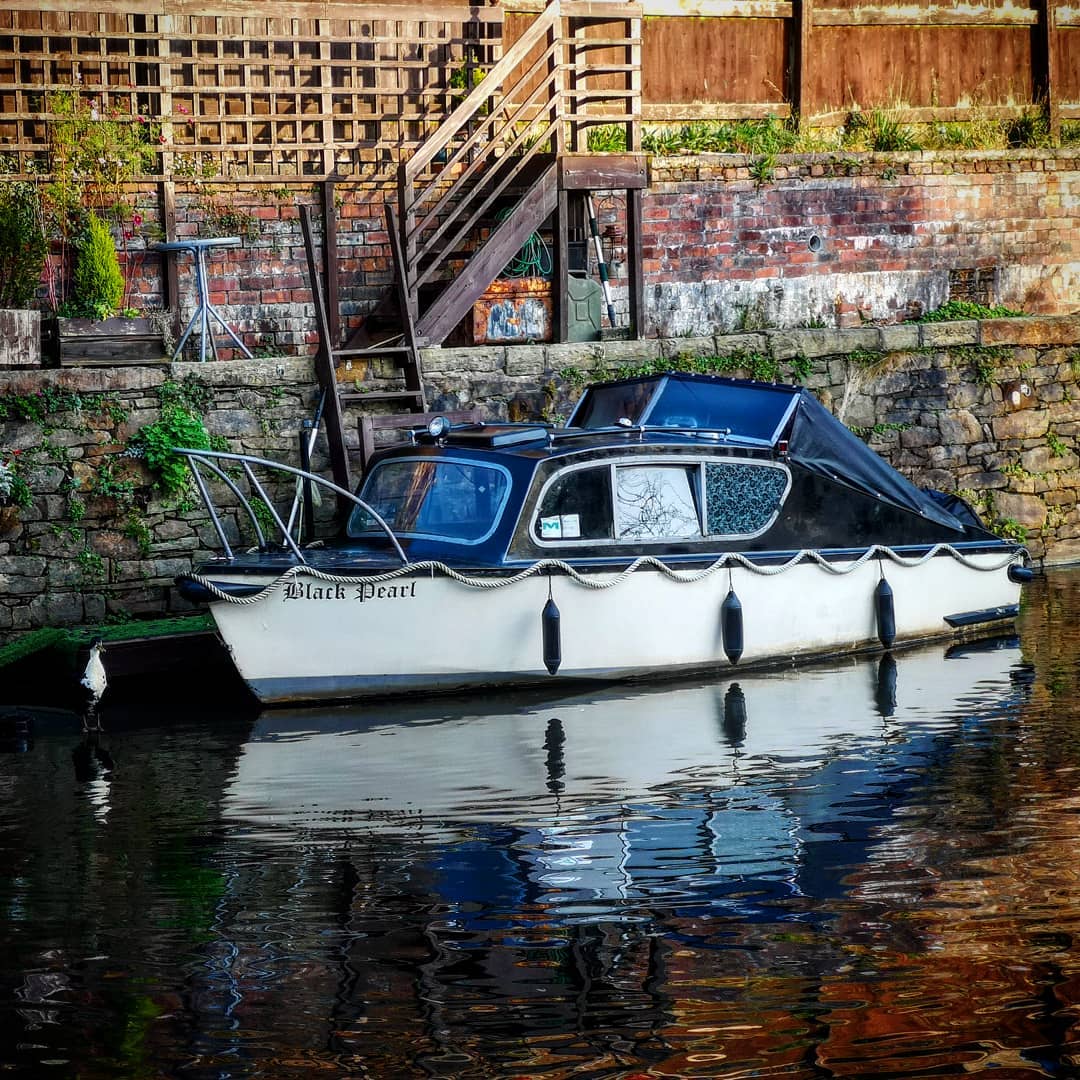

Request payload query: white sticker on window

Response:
[540,516,562,539]
[561,514,581,539]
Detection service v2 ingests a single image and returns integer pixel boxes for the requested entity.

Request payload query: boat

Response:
[175,372,1031,705]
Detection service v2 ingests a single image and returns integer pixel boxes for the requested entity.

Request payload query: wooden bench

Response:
[358,408,484,471]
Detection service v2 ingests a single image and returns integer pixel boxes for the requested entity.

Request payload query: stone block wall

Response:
[56,147,1080,359]
[1,314,1079,640]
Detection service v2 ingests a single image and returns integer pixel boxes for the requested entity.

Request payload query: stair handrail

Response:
[407,41,562,268]
[402,1,563,189]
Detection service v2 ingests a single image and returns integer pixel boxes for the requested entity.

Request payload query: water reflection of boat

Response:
[224,638,1028,921]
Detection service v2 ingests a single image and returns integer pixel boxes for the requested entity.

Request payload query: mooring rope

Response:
[180,544,1023,606]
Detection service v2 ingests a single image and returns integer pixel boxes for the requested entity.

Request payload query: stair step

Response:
[339,390,425,406]
[335,344,412,359]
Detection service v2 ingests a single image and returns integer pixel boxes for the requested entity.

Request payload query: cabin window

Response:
[533,466,613,541]
[349,458,511,544]
[615,465,701,540]
[704,462,788,536]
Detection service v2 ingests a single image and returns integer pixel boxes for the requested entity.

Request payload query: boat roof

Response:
[572,373,967,529]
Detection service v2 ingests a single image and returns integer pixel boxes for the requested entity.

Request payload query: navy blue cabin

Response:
[347,372,998,569]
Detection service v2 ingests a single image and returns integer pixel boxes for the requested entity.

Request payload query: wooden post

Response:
[626,187,644,340]
[552,4,566,155]
[0,311,40,366]
[299,205,352,504]
[321,179,340,347]
[627,9,642,152]
[1036,0,1060,140]
[791,0,814,129]
[556,188,569,343]
[159,180,181,346]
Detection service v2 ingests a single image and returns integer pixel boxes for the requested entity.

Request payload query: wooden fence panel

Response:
[641,17,788,121]
[1058,27,1080,117]
[805,25,1036,120]
[0,0,1076,183]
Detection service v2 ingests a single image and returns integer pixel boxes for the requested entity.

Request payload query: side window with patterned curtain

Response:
[705,463,789,537]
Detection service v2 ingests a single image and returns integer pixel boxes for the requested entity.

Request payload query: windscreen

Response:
[646,379,798,443]
[571,376,798,444]
[348,458,511,544]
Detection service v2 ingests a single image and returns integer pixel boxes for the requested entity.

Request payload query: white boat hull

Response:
[202,550,1022,704]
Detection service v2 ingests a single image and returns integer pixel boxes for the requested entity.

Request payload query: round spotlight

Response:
[427,415,452,438]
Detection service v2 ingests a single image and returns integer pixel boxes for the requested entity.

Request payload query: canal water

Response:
[2,571,1080,1078]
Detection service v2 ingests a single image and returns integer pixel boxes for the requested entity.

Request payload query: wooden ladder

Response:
[299,204,427,493]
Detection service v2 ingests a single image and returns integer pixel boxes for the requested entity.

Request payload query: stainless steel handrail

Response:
[173,448,409,565]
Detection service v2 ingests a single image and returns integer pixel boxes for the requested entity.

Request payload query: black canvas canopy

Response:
[569,373,967,533]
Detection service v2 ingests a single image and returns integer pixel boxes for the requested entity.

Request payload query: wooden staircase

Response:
[307,0,644,491]
[397,0,642,348]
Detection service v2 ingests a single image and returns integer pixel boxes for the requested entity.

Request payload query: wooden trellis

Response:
[0,2,503,180]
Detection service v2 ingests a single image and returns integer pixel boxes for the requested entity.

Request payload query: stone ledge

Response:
[920,321,980,348]
[980,316,1080,347]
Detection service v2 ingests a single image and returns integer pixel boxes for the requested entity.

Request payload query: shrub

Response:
[0,174,47,308]
[70,212,124,319]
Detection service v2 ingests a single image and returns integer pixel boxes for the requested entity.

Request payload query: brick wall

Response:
[68,148,1080,359]
[630,150,1080,336]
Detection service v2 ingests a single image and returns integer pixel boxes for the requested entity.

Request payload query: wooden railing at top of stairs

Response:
[397,0,642,346]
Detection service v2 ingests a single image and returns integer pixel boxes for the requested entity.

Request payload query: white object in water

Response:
[80,640,108,710]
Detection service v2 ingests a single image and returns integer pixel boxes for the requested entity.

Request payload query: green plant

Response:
[994,516,1028,543]
[789,353,813,383]
[0,170,48,308]
[1047,428,1068,459]
[950,345,1011,387]
[248,495,277,541]
[128,403,211,495]
[843,106,921,152]
[917,300,1025,322]
[198,196,259,242]
[849,420,913,439]
[749,153,776,185]
[587,125,628,153]
[123,510,153,557]
[90,461,137,504]
[558,365,588,391]
[0,457,31,508]
[67,212,124,319]
[77,548,106,582]
[448,50,487,105]
[733,299,774,332]
[127,378,219,496]
[1004,105,1052,149]
[43,86,161,310]
[66,489,87,523]
[849,348,885,367]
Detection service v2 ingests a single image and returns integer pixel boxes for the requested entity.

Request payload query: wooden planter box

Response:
[0,310,41,367]
[57,316,168,367]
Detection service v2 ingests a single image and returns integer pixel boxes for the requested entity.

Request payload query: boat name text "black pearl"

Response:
[283,581,419,602]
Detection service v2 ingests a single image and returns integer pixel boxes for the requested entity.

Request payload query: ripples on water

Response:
[3,572,1080,1077]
